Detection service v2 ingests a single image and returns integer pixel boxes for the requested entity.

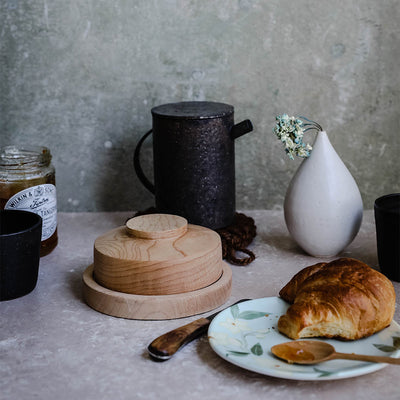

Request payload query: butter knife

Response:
[147,299,250,361]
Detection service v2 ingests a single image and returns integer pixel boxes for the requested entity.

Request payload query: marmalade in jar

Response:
[0,146,58,256]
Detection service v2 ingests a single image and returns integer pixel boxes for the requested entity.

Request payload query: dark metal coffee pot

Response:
[134,101,253,230]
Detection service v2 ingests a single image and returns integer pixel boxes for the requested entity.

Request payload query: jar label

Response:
[5,184,57,241]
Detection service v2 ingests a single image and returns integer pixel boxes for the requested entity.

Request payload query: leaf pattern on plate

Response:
[230,304,269,320]
[226,351,250,357]
[374,336,400,353]
[213,304,272,357]
[251,343,263,356]
[313,368,333,377]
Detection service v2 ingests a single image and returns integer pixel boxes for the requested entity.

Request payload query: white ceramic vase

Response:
[284,130,363,257]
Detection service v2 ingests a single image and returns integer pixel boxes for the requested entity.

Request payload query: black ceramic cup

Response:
[0,209,42,300]
[374,193,400,282]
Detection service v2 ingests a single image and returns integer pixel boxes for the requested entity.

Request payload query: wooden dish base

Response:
[82,262,232,320]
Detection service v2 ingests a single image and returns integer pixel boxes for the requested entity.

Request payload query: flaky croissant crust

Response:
[278,258,396,340]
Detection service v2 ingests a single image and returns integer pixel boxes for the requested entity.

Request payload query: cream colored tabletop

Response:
[1,211,399,400]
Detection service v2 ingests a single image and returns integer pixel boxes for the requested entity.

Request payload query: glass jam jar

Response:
[0,146,58,256]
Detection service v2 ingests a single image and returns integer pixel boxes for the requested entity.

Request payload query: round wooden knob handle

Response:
[125,214,188,239]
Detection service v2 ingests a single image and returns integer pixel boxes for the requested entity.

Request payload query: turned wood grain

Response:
[126,214,188,239]
[93,215,223,295]
[82,262,232,320]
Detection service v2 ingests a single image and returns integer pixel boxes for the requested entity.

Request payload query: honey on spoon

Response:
[271,340,400,365]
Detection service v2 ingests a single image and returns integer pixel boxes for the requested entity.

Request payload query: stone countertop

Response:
[1,210,399,400]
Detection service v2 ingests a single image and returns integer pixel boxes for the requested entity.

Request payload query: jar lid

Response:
[151,101,234,120]
[0,146,51,168]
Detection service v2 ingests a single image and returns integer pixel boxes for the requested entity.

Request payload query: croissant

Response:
[278,258,396,340]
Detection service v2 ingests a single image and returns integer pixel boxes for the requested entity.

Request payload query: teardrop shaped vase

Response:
[284,131,363,257]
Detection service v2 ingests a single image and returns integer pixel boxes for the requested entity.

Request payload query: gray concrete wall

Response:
[1,0,399,212]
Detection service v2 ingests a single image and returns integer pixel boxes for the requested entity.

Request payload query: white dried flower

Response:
[273,114,322,159]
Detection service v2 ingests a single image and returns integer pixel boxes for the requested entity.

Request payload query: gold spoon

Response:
[271,340,400,365]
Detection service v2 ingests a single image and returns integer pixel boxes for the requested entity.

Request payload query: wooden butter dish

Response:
[82,214,232,319]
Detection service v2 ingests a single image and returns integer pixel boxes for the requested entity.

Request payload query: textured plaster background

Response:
[1,0,399,212]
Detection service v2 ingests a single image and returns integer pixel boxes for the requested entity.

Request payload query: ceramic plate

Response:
[208,297,400,380]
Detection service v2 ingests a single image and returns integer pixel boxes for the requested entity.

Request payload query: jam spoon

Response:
[271,340,400,365]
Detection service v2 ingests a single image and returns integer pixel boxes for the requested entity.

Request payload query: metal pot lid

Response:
[151,101,234,120]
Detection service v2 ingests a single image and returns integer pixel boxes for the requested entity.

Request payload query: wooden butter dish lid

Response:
[93,214,223,295]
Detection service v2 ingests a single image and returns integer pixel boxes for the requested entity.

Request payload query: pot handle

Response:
[231,119,253,140]
[133,129,155,194]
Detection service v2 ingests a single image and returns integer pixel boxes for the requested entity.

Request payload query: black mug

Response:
[0,209,42,300]
[134,101,253,230]
[374,193,400,282]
